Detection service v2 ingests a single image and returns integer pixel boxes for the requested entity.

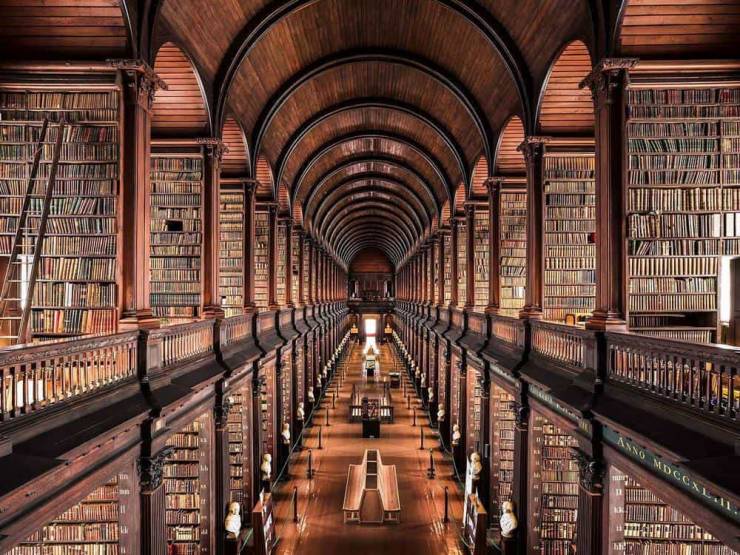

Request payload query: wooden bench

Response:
[343,449,401,524]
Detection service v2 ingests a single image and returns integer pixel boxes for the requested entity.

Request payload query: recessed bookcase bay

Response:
[472,204,489,310]
[254,207,270,310]
[219,180,245,317]
[276,219,287,306]
[543,140,596,324]
[7,473,130,554]
[456,217,467,305]
[499,181,527,316]
[0,70,122,341]
[489,383,516,525]
[625,81,740,343]
[150,140,204,324]
[443,231,452,305]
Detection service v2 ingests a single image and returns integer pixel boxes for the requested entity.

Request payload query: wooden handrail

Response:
[606,331,738,421]
[0,331,138,421]
[530,320,596,370]
[220,314,252,348]
[149,319,215,369]
[490,314,525,349]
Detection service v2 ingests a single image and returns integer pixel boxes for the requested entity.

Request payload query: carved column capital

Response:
[517,136,549,162]
[485,176,504,196]
[197,137,229,162]
[514,402,529,428]
[111,59,167,111]
[579,58,638,107]
[214,395,234,427]
[137,446,174,492]
[574,450,605,493]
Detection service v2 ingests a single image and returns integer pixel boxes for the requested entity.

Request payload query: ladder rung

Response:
[0,336,21,339]
[0,316,22,320]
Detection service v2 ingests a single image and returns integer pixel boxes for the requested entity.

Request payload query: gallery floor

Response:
[270,341,466,554]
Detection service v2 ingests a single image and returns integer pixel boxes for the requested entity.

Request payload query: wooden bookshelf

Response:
[473,206,489,310]
[254,210,269,310]
[259,365,276,463]
[543,148,596,324]
[608,466,735,554]
[443,233,452,305]
[150,144,204,324]
[465,363,483,455]
[291,228,300,304]
[279,346,293,449]
[276,220,287,307]
[457,219,467,305]
[8,474,122,554]
[529,412,579,554]
[219,182,244,317]
[499,187,527,316]
[625,85,740,343]
[164,412,212,554]
[449,350,463,440]
[228,382,254,510]
[489,384,515,524]
[0,86,121,340]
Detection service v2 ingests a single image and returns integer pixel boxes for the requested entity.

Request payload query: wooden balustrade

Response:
[607,332,738,422]
[0,332,138,422]
[530,321,594,370]
[490,314,525,349]
[151,319,215,369]
[220,314,252,348]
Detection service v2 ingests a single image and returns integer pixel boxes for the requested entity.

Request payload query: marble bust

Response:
[500,501,518,538]
[297,402,305,421]
[437,403,445,421]
[452,424,461,446]
[260,453,272,481]
[225,502,241,538]
[281,422,291,444]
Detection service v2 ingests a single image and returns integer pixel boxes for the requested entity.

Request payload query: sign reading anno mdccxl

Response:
[604,427,739,525]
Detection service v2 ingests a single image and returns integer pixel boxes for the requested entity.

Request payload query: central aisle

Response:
[271,340,465,555]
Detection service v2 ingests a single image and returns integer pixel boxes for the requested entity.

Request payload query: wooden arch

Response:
[494,115,526,176]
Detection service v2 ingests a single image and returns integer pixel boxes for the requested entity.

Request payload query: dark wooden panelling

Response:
[0,0,128,59]
[619,0,740,57]
[538,41,594,135]
[349,247,393,273]
[494,116,526,176]
[152,42,209,137]
[471,157,489,199]
[255,156,274,200]
[221,116,249,176]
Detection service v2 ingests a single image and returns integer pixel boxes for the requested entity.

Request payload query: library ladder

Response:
[0,119,65,344]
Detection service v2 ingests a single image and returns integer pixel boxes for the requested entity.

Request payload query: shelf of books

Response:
[279,347,293,456]
[625,85,740,343]
[302,237,310,304]
[437,341,447,426]
[607,466,735,554]
[228,382,254,510]
[254,209,270,310]
[443,233,452,305]
[499,185,527,316]
[276,220,287,306]
[473,206,489,310]
[219,181,244,317]
[543,147,596,324]
[150,144,204,324]
[164,412,212,554]
[528,412,579,554]
[291,229,300,303]
[8,474,123,554]
[457,219,467,305]
[449,351,462,439]
[465,363,483,455]
[258,365,276,461]
[489,384,515,524]
[0,84,121,341]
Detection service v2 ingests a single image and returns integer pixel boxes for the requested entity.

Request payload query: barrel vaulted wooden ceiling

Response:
[1,0,739,268]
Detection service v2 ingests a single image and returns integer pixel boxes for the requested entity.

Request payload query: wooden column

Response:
[465,204,475,309]
[118,61,164,330]
[437,232,446,306]
[285,220,294,308]
[268,204,278,310]
[215,397,232,555]
[518,137,548,320]
[486,178,502,314]
[450,219,460,308]
[575,451,606,555]
[581,59,637,331]
[297,229,306,307]
[138,447,172,555]
[201,138,227,319]
[243,181,257,312]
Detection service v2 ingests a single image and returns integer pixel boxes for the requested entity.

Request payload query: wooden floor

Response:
[271,340,466,555]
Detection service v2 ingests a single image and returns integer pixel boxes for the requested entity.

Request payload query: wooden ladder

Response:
[0,119,66,345]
